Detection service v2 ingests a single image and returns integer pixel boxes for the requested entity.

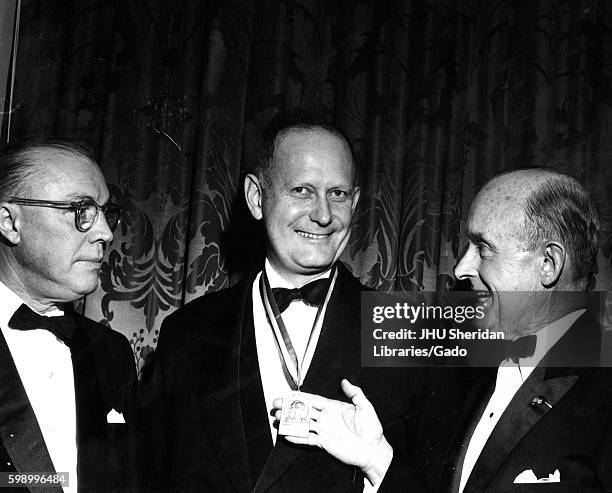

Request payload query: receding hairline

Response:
[471,169,581,220]
[483,168,581,198]
[270,125,356,180]
[469,168,587,241]
[22,146,101,188]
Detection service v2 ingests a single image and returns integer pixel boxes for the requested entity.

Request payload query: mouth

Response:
[475,290,493,309]
[296,230,331,240]
[79,258,103,264]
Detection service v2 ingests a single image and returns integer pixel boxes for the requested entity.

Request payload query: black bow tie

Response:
[8,304,76,347]
[271,278,330,313]
[504,335,537,363]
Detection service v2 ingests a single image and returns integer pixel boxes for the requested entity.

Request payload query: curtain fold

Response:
[8,0,612,369]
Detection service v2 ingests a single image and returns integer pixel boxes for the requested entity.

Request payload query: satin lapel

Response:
[71,323,120,490]
[303,265,362,393]
[0,329,60,492]
[192,280,252,493]
[464,367,579,492]
[240,291,274,486]
[70,313,135,492]
[74,314,122,415]
[253,265,362,493]
[463,315,597,493]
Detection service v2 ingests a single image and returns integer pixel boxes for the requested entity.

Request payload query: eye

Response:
[329,189,349,201]
[477,242,493,257]
[291,186,313,198]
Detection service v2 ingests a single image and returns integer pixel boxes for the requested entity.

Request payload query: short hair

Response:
[521,172,600,290]
[0,139,97,201]
[254,112,355,187]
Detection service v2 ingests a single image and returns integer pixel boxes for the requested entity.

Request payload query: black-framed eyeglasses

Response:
[8,197,122,233]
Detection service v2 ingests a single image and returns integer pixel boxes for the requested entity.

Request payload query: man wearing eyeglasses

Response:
[0,140,135,492]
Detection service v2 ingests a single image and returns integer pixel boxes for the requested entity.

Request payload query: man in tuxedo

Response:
[0,141,135,492]
[142,116,417,492]
[278,168,612,492]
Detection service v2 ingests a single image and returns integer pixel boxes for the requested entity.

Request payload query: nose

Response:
[309,195,332,226]
[454,244,478,281]
[89,211,114,244]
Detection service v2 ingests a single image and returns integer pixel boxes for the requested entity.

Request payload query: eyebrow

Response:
[65,194,109,205]
[467,232,494,248]
[67,193,92,199]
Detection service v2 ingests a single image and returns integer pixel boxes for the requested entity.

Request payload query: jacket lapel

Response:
[463,312,598,492]
[191,279,253,493]
[0,329,61,493]
[463,367,579,492]
[253,264,362,493]
[240,287,274,485]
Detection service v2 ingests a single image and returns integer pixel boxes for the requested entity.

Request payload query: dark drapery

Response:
[9,0,612,369]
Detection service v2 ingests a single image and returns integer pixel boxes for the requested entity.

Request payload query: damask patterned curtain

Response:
[8,0,612,370]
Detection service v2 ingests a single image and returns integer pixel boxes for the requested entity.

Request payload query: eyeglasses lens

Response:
[77,203,121,232]
[77,203,97,231]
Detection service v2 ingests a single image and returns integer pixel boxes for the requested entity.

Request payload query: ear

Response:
[0,203,22,245]
[244,174,263,221]
[540,241,565,288]
[351,186,360,213]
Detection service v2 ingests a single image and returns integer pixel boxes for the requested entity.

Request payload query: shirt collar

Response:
[518,308,586,368]
[0,280,64,329]
[0,280,25,329]
[263,259,332,289]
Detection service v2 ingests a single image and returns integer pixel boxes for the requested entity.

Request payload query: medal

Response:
[260,268,337,438]
[278,391,312,438]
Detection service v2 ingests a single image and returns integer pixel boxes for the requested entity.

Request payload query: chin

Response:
[292,252,334,270]
[301,260,336,275]
[473,313,499,334]
[71,279,100,298]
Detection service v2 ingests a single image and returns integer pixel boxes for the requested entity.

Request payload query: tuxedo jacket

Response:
[139,263,421,493]
[381,311,612,493]
[0,311,136,493]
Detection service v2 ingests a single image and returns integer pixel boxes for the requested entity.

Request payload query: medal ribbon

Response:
[260,267,337,391]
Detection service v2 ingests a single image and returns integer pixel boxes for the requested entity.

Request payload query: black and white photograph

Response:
[1,1,611,491]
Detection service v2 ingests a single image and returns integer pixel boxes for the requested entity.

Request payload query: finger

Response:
[272,398,283,410]
[341,379,373,410]
[309,408,320,422]
[283,432,320,448]
[273,409,281,421]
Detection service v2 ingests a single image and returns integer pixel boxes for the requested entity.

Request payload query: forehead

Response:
[272,128,355,184]
[467,179,528,245]
[28,149,108,201]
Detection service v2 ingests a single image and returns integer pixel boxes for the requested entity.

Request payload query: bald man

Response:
[274,168,612,492]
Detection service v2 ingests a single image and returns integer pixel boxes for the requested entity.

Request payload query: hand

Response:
[272,379,393,486]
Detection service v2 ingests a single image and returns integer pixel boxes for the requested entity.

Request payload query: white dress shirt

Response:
[0,281,78,491]
[253,261,380,492]
[252,260,333,444]
[458,309,586,493]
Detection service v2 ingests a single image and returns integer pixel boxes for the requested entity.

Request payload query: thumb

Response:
[341,379,372,409]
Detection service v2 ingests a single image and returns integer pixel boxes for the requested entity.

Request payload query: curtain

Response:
[9,0,612,370]
[0,0,18,142]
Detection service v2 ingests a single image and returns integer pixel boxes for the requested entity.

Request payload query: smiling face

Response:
[246,127,360,285]
[454,177,546,338]
[7,149,113,305]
